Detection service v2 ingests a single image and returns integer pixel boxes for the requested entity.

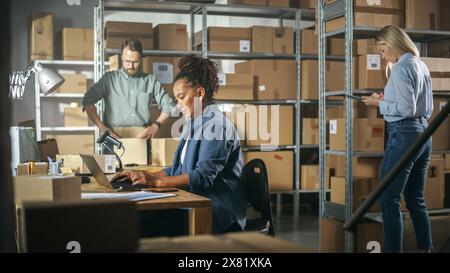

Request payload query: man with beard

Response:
[82,38,176,140]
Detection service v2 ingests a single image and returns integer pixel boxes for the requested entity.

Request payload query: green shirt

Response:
[82,69,175,128]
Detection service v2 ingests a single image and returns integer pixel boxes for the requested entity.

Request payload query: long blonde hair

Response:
[375,25,420,78]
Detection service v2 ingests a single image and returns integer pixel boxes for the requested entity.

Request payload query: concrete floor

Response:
[275,212,320,251]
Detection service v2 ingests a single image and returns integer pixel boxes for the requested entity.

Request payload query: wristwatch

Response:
[152,121,161,128]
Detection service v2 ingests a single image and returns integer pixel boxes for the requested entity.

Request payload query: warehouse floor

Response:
[276,212,320,251]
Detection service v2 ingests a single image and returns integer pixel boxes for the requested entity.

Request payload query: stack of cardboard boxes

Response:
[105,21,153,50]
[227,0,290,8]
[29,12,54,62]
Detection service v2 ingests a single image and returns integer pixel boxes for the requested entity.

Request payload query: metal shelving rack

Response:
[318,0,450,252]
[34,60,106,141]
[94,0,322,219]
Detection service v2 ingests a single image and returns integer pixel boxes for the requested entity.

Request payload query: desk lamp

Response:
[9,62,65,99]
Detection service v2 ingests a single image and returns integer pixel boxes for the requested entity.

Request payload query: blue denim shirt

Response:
[164,105,247,233]
[379,53,433,123]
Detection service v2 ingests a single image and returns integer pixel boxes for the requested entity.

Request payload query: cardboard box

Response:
[55,74,87,93]
[105,21,153,49]
[268,0,289,7]
[13,175,81,206]
[446,155,450,170]
[60,28,93,60]
[329,118,385,152]
[251,26,273,53]
[356,54,387,89]
[151,138,179,167]
[356,39,378,55]
[221,104,247,144]
[17,162,49,176]
[428,39,450,58]
[300,165,328,190]
[29,12,53,62]
[327,38,345,56]
[37,138,59,161]
[331,176,381,212]
[142,56,180,97]
[215,73,254,100]
[424,158,445,210]
[320,217,384,253]
[421,58,450,91]
[302,118,319,145]
[228,0,266,5]
[353,101,379,118]
[46,134,94,155]
[153,24,188,50]
[246,105,294,146]
[56,154,116,174]
[235,60,296,100]
[244,151,294,191]
[109,54,122,71]
[113,127,148,165]
[273,27,293,54]
[291,0,317,8]
[150,106,182,138]
[430,98,450,150]
[64,106,88,127]
[301,60,345,99]
[194,27,251,53]
[405,0,441,30]
[328,155,382,178]
[300,29,317,55]
[322,0,405,33]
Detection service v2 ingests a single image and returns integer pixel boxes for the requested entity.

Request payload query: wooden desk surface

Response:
[139,232,315,253]
[82,165,212,235]
[82,183,210,211]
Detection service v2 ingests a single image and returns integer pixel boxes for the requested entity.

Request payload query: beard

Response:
[123,67,140,77]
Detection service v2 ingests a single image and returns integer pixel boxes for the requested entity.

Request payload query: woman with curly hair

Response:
[113,55,247,233]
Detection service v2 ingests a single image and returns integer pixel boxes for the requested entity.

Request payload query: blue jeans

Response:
[380,117,433,253]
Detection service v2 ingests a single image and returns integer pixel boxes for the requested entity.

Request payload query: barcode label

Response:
[218,73,226,86]
[240,40,251,52]
[153,62,173,84]
[330,120,337,135]
[367,54,381,70]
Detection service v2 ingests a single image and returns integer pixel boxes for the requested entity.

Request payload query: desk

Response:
[82,182,212,236]
[139,232,315,253]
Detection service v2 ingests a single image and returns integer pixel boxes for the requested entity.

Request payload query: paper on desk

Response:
[82,191,175,202]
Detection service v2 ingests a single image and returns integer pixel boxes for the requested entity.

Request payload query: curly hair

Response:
[174,55,219,104]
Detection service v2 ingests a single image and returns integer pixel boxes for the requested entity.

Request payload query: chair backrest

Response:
[242,159,274,233]
[20,199,139,253]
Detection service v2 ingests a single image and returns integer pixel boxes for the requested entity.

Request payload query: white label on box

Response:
[240,40,251,52]
[366,0,381,6]
[259,85,266,92]
[440,102,446,111]
[153,62,173,84]
[330,120,337,135]
[104,155,116,173]
[81,71,94,79]
[218,73,226,86]
[367,54,381,70]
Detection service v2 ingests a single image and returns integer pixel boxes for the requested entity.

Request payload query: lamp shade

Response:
[37,67,65,95]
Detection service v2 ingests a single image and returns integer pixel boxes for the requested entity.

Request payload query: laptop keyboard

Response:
[110,178,150,191]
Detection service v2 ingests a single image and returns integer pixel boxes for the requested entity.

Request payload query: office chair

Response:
[19,199,139,253]
[242,159,275,236]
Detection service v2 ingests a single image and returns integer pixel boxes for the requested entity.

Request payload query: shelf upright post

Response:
[294,9,302,221]
[344,0,355,253]
[94,0,105,154]
[201,5,208,59]
[318,0,327,246]
[35,62,42,141]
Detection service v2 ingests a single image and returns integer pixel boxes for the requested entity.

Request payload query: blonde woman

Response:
[362,25,433,253]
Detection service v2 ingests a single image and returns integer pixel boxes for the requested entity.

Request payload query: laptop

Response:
[80,154,150,191]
